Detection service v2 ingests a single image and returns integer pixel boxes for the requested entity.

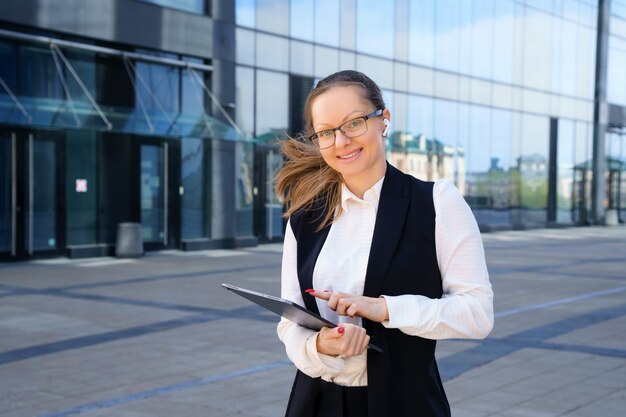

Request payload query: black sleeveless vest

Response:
[285,163,451,417]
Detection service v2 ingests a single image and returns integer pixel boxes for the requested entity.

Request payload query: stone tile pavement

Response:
[0,225,625,416]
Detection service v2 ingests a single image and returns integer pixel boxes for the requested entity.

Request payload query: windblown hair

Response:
[275,70,386,230]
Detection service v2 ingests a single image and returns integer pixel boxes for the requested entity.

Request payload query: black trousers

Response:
[285,371,368,417]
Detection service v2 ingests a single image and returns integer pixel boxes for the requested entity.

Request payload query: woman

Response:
[276,70,493,417]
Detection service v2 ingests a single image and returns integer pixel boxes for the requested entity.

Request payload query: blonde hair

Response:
[275,71,386,230]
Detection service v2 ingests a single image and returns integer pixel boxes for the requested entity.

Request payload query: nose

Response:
[334,130,351,147]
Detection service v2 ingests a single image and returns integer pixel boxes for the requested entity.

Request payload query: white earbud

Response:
[382,119,390,137]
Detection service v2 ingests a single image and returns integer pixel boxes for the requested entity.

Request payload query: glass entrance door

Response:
[0,129,64,260]
[0,133,15,255]
[140,144,166,245]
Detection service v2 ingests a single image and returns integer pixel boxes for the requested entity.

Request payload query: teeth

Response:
[339,150,360,159]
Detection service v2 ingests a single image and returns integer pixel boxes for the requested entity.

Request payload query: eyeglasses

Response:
[309,109,383,149]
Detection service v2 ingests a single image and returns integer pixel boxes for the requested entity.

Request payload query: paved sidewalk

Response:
[0,225,625,417]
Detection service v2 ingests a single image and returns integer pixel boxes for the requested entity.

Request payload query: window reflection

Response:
[235,141,254,236]
[408,0,435,66]
[435,0,460,72]
[315,0,340,46]
[236,0,256,27]
[290,0,314,41]
[356,0,395,59]
[257,0,289,35]
[519,114,549,225]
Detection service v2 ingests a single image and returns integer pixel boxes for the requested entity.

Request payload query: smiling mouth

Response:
[338,149,362,159]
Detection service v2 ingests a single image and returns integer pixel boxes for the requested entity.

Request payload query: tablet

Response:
[221,283,383,353]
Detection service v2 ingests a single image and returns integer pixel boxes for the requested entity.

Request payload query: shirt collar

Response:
[340,176,385,212]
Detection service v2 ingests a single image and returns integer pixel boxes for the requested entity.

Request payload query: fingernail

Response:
[337,327,345,334]
[323,290,329,293]
[305,289,315,293]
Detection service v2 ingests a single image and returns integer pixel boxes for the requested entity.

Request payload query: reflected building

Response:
[1,0,625,260]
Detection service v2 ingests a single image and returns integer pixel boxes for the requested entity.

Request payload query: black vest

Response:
[286,163,451,417]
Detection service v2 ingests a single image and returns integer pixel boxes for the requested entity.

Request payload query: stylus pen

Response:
[367,343,383,353]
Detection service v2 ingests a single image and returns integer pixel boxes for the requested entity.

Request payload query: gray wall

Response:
[0,0,213,59]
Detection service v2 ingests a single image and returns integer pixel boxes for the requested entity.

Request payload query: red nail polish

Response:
[337,327,345,334]
[305,289,315,293]
[323,290,329,293]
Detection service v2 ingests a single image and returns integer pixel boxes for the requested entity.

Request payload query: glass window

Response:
[607,35,626,105]
[138,0,205,14]
[255,70,288,137]
[355,55,393,89]
[467,105,493,225]
[235,141,254,236]
[257,0,289,35]
[433,99,457,182]
[456,103,470,195]
[134,61,180,132]
[407,95,433,139]
[315,46,340,79]
[576,26,596,100]
[18,44,63,99]
[356,0,395,59]
[392,93,408,134]
[394,0,410,61]
[256,33,289,71]
[236,28,255,66]
[315,0,340,46]
[0,41,17,91]
[408,0,435,66]
[290,41,314,76]
[613,0,626,19]
[519,114,549,225]
[523,8,553,91]
[457,0,473,76]
[434,0,460,72]
[291,0,314,41]
[471,0,494,79]
[181,57,205,116]
[557,119,576,224]
[236,0,256,27]
[340,0,356,50]
[491,108,513,225]
[181,138,208,239]
[557,19,578,96]
[493,0,515,83]
[236,66,255,137]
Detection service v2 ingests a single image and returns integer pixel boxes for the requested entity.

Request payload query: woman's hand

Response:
[306,289,389,323]
[316,324,369,357]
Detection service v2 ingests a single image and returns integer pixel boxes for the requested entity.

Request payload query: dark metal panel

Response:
[591,0,610,224]
[0,0,213,59]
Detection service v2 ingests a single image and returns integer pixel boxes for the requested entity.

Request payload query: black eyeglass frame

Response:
[308,109,384,149]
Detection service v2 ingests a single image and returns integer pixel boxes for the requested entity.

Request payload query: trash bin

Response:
[116,223,143,258]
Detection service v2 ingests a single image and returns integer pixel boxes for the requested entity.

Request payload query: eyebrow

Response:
[314,110,366,130]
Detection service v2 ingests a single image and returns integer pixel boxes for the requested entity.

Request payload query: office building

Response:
[0,0,624,260]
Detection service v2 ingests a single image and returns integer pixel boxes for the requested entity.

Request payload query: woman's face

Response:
[310,85,390,186]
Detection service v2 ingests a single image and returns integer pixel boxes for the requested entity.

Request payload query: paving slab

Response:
[0,225,624,417]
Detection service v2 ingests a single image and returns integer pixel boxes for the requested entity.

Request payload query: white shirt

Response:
[277,177,494,387]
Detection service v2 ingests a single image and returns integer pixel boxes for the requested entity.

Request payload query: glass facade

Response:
[235,0,601,230]
[0,0,623,259]
[0,21,255,259]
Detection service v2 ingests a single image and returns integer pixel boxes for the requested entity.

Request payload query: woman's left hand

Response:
[305,289,389,323]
